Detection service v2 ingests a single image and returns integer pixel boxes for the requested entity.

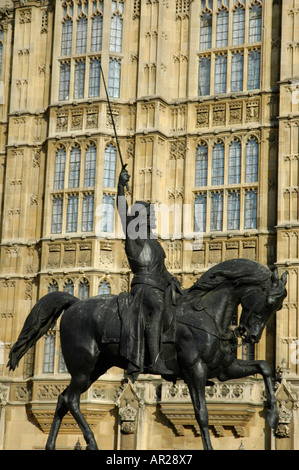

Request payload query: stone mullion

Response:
[226,48,232,94]
[92,137,101,236]
[51,13,64,104]
[68,59,75,103]
[94,137,105,235]
[60,146,71,235]
[99,0,112,101]
[210,53,216,96]
[43,142,54,237]
[187,0,199,101]
[84,56,90,99]
[258,132,266,233]
[76,192,83,235]
[86,1,93,54]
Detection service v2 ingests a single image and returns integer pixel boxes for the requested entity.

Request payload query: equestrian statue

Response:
[7,167,287,450]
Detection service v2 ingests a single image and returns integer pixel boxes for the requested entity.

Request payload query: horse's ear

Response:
[281,271,288,286]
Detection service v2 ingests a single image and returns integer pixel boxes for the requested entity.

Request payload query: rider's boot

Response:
[146,327,174,376]
[152,354,174,376]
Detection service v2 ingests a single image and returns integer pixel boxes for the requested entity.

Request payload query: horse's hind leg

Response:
[64,374,98,450]
[46,389,69,450]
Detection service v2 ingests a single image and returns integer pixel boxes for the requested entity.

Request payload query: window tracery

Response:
[193,135,259,235]
[198,0,262,96]
[58,0,124,101]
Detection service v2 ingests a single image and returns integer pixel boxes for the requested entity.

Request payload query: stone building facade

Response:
[0,0,298,450]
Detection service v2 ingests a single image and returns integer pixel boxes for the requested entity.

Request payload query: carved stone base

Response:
[27,402,113,434]
[159,402,258,438]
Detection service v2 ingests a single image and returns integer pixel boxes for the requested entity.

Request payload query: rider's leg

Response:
[145,288,173,375]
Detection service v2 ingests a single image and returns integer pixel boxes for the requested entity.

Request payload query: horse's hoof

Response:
[266,408,279,430]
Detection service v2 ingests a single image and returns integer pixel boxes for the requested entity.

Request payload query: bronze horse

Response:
[7,259,287,450]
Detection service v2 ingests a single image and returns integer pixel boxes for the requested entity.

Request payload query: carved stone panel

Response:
[47,244,61,269]
[78,243,92,267]
[63,244,76,267]
[196,105,209,128]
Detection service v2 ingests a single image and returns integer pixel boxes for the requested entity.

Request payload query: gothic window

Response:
[44,331,68,374]
[58,0,124,102]
[195,143,208,187]
[82,193,94,231]
[192,135,258,234]
[228,140,241,184]
[200,12,212,50]
[227,190,240,230]
[54,147,66,189]
[43,334,55,373]
[231,52,244,92]
[210,191,223,231]
[48,280,59,293]
[78,1,89,15]
[51,196,63,233]
[69,146,81,188]
[74,60,86,99]
[59,62,71,100]
[63,279,74,294]
[66,195,79,232]
[194,194,207,233]
[101,194,115,232]
[58,348,68,373]
[214,54,227,94]
[198,56,210,96]
[76,16,88,53]
[247,49,260,90]
[217,0,228,7]
[79,279,90,299]
[249,2,262,43]
[50,142,99,235]
[244,189,258,229]
[212,141,224,185]
[232,4,245,45]
[245,138,259,182]
[89,58,101,97]
[24,347,35,379]
[63,1,74,18]
[197,1,262,96]
[92,0,103,13]
[103,144,117,188]
[110,12,123,53]
[98,280,111,295]
[201,0,213,10]
[242,343,255,361]
[108,58,121,98]
[91,13,103,52]
[61,18,73,56]
[216,8,228,48]
[84,144,96,186]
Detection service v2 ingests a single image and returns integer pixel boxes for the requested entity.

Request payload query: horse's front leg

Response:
[183,359,213,450]
[218,358,278,431]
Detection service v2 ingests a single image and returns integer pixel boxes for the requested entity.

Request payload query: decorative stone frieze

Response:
[160,379,264,438]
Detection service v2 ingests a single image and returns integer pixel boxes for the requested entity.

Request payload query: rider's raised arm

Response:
[117,167,131,234]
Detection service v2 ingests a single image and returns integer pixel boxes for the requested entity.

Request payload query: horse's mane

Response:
[189,259,272,295]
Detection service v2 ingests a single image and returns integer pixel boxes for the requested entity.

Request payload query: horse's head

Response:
[237,268,287,344]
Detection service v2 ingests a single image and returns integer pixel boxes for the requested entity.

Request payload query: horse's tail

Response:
[7,291,78,371]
